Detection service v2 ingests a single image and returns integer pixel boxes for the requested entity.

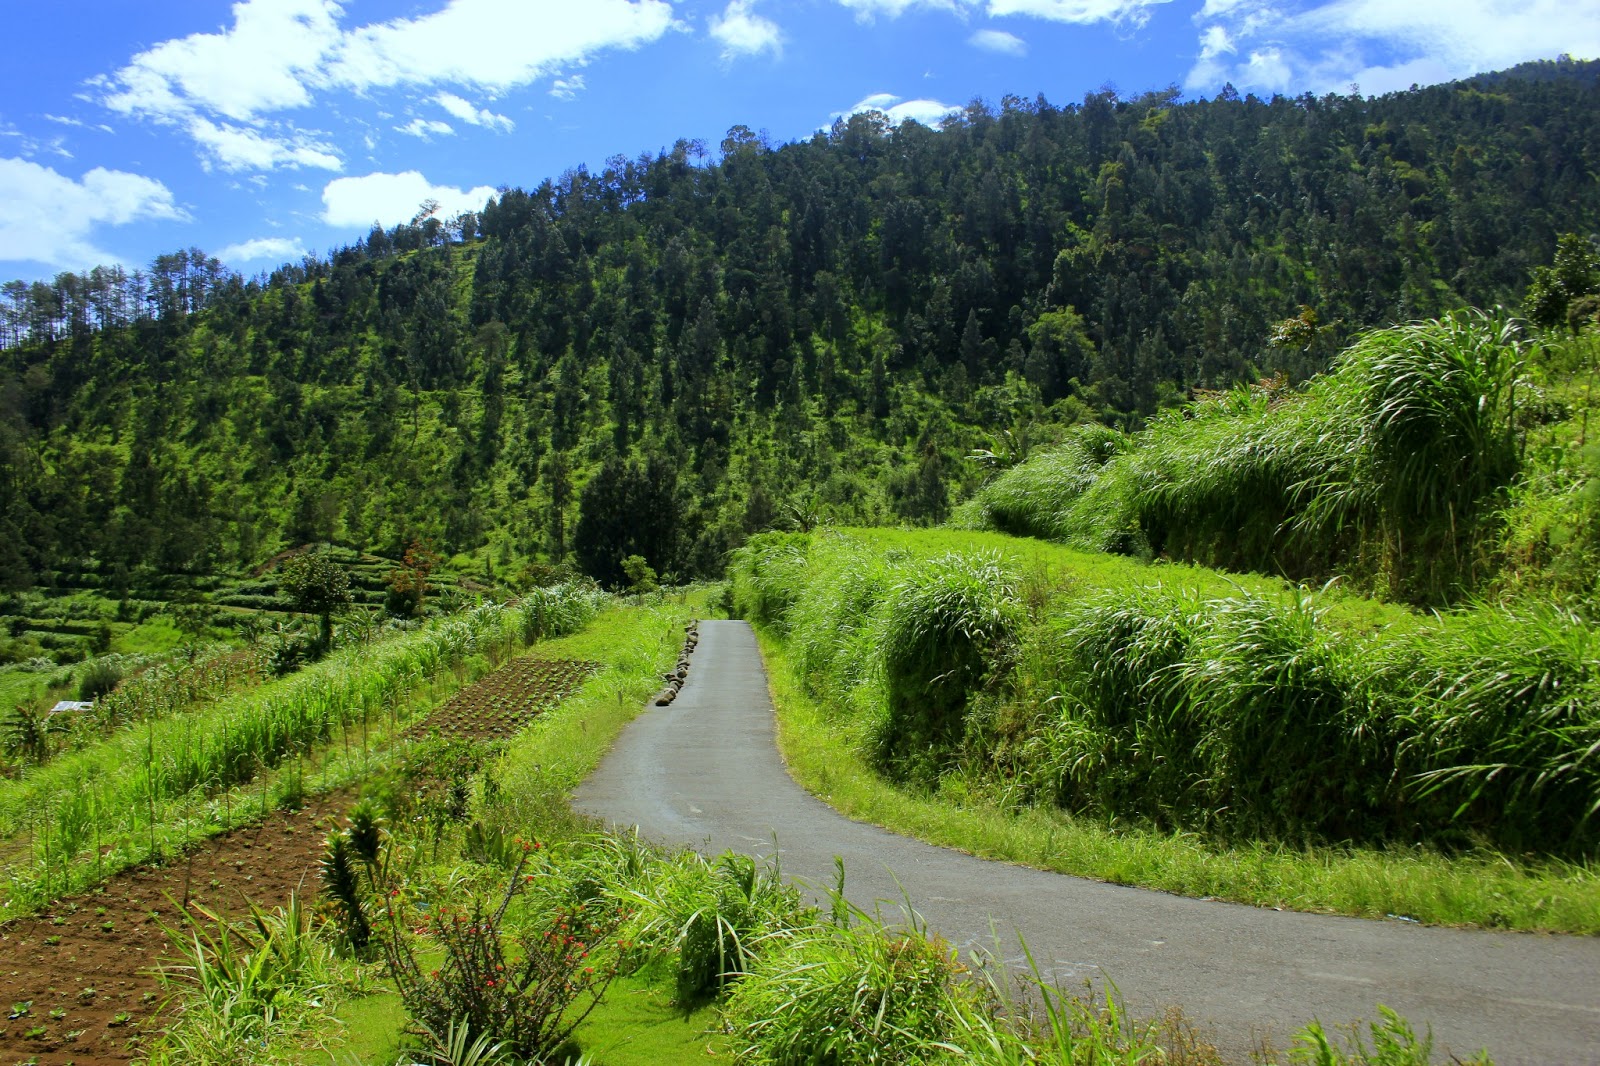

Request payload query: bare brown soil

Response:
[0,791,351,1065]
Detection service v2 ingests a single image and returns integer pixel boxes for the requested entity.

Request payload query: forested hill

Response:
[3,60,1599,590]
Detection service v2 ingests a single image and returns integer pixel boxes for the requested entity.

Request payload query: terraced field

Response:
[408,656,601,740]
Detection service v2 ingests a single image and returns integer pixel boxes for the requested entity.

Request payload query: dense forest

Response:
[2,57,1598,597]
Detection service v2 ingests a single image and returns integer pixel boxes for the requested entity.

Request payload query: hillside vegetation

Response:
[732,526,1599,862]
[960,312,1600,608]
[2,61,1599,607]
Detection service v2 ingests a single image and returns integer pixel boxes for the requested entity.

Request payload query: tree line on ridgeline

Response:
[1,56,1597,592]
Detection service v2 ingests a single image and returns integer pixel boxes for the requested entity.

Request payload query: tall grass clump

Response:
[876,552,1023,785]
[624,849,811,1004]
[1019,585,1207,823]
[1171,594,1392,841]
[1022,586,1599,853]
[960,423,1133,546]
[1025,587,1398,843]
[150,893,337,1064]
[517,580,608,644]
[785,542,898,720]
[1126,382,1358,578]
[1292,309,1524,601]
[964,310,1529,606]
[729,532,813,632]
[1399,605,1600,854]
[725,918,980,1065]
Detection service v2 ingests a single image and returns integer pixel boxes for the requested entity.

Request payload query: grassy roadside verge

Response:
[756,628,1600,934]
[285,591,726,1066]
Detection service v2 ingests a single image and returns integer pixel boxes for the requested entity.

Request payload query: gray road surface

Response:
[572,620,1600,1064]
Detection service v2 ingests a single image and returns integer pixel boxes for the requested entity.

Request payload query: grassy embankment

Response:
[735,526,1599,934]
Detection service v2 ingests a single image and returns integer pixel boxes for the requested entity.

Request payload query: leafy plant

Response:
[153,893,333,1062]
[403,1016,513,1066]
[381,848,623,1062]
[726,915,977,1065]
[1290,1005,1492,1065]
[319,831,372,952]
[626,849,810,1004]
[876,551,1022,782]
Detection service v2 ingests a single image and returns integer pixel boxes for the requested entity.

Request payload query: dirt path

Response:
[573,620,1600,1065]
[0,793,349,1065]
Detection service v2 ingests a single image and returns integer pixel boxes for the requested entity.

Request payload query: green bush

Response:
[1400,605,1600,853]
[726,921,978,1065]
[729,532,813,631]
[626,849,812,1004]
[876,552,1022,783]
[964,311,1529,606]
[152,894,334,1063]
[76,657,124,702]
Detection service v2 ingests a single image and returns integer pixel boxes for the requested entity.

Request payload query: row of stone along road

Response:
[654,621,700,705]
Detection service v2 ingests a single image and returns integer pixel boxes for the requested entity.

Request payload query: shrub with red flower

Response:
[379,850,624,1060]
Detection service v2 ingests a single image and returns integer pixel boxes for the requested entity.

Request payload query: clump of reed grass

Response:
[150,893,335,1064]
[729,532,813,631]
[785,541,897,716]
[1021,585,1206,821]
[1028,585,1402,843]
[965,423,1133,545]
[623,849,811,1004]
[965,310,1529,607]
[1399,604,1600,854]
[1023,586,1598,854]
[725,916,979,1065]
[876,551,1023,785]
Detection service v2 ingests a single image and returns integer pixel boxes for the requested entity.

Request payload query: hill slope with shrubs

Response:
[959,312,1599,609]
[3,62,1599,608]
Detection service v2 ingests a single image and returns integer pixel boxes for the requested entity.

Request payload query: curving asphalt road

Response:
[572,621,1600,1064]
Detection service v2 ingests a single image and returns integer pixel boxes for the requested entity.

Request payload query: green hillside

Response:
[2,62,1599,615]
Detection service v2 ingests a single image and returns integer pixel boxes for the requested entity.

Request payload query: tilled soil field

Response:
[0,792,350,1065]
[407,657,600,741]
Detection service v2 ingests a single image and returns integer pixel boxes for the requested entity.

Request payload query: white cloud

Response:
[95,0,671,167]
[835,92,963,127]
[397,118,456,139]
[970,28,1027,54]
[321,171,497,228]
[835,0,1167,23]
[1187,0,1600,96]
[548,75,587,101]
[834,0,975,19]
[710,1,783,59]
[216,235,308,263]
[1187,23,1237,87]
[99,0,343,122]
[1242,46,1294,92]
[987,0,1173,25]
[434,92,515,131]
[187,118,343,172]
[0,159,188,269]
[329,0,676,94]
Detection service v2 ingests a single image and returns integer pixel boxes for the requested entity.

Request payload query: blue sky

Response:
[2,0,1594,284]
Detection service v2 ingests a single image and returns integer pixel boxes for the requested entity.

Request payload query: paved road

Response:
[573,621,1600,1064]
